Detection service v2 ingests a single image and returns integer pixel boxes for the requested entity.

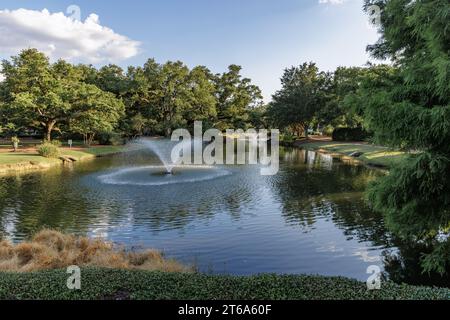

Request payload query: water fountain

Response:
[98,138,231,186]
[136,138,178,174]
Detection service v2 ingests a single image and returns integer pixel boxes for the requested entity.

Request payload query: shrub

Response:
[322,125,334,136]
[280,133,296,146]
[41,139,62,147]
[11,136,20,151]
[281,133,295,143]
[332,127,369,142]
[37,142,60,158]
[11,136,20,144]
[50,140,62,147]
[98,132,124,146]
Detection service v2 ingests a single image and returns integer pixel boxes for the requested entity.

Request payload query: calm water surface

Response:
[0,147,445,285]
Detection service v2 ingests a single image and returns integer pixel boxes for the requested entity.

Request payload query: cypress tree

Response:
[363,0,450,274]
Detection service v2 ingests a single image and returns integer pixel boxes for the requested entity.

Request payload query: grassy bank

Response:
[57,145,125,160]
[0,267,449,300]
[0,145,124,174]
[297,141,408,168]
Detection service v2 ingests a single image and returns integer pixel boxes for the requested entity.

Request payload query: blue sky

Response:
[0,0,379,101]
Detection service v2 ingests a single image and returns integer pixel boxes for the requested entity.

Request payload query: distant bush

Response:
[11,136,20,151]
[11,136,20,144]
[42,139,62,147]
[322,125,334,136]
[280,133,296,146]
[98,132,124,146]
[50,140,62,147]
[281,133,295,143]
[37,142,60,158]
[332,127,369,141]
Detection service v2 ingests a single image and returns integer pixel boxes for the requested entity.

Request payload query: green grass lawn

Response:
[59,145,125,160]
[300,141,409,167]
[0,152,60,166]
[0,146,124,168]
[0,268,448,300]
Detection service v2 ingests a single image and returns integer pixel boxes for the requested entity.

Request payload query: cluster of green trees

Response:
[266,61,396,138]
[0,49,397,145]
[0,49,263,143]
[0,50,124,144]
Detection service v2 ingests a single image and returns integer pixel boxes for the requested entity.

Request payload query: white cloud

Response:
[0,8,141,63]
[318,0,347,4]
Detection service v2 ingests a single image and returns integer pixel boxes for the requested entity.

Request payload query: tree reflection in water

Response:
[0,148,448,286]
[274,148,449,286]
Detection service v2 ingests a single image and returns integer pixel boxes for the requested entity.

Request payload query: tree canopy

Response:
[267,62,329,137]
[0,49,264,141]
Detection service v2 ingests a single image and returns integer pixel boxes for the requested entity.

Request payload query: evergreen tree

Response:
[363,0,450,274]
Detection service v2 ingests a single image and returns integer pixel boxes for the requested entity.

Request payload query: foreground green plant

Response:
[0,268,448,300]
[37,142,60,158]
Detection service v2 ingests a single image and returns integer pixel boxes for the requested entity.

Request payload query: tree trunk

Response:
[294,124,303,138]
[88,133,95,146]
[46,120,56,142]
[165,126,172,138]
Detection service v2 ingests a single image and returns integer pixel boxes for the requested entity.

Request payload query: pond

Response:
[0,147,447,286]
